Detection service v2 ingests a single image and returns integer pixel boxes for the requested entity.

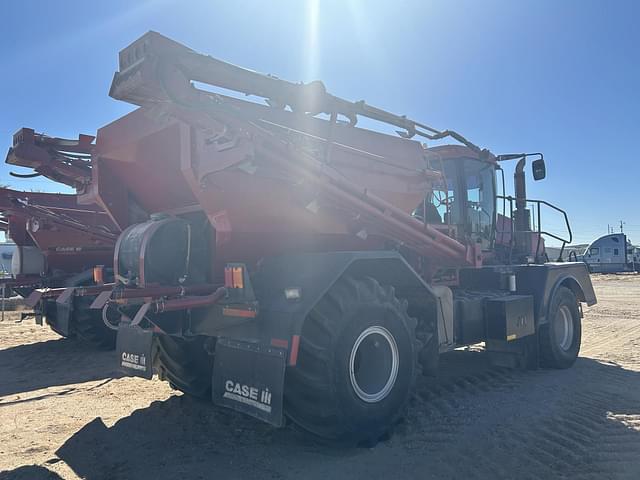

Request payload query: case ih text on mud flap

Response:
[212,338,287,427]
[116,324,154,380]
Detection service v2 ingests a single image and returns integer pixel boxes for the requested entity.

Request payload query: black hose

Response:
[9,171,42,178]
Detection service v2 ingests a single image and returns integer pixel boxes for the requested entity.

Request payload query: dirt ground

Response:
[1,274,639,480]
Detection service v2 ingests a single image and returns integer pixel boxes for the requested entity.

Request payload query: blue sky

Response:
[1,0,639,245]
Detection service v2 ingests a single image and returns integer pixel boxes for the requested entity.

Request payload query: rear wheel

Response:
[539,286,581,368]
[41,296,117,349]
[40,270,118,349]
[285,276,417,445]
[154,335,213,399]
[73,297,117,349]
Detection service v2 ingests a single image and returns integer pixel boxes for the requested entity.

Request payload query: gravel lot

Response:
[1,274,639,479]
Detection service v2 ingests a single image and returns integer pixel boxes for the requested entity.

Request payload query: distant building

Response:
[579,233,639,273]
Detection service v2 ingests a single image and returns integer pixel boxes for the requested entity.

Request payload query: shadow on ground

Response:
[0,338,120,399]
[0,465,63,480]
[53,352,640,480]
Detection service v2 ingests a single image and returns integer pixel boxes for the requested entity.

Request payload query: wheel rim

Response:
[349,326,399,403]
[554,305,574,351]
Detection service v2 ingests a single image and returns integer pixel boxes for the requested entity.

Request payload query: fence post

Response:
[1,283,5,322]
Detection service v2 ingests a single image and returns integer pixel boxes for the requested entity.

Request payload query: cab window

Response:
[463,160,495,240]
[418,157,495,245]
[414,161,458,225]
[413,157,495,247]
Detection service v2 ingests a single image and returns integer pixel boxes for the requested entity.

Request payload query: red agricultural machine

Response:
[2,130,120,347]
[20,32,596,444]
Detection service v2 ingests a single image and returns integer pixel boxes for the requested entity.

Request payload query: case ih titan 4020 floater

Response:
[2,129,120,347]
[19,32,595,444]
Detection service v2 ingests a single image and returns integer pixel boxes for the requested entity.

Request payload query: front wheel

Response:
[539,286,581,369]
[284,276,418,445]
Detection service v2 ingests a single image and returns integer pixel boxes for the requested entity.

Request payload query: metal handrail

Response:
[496,195,572,262]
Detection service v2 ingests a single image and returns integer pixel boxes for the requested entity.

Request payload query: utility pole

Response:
[620,220,625,233]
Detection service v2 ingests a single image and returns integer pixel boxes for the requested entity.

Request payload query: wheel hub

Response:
[554,304,574,351]
[349,326,399,403]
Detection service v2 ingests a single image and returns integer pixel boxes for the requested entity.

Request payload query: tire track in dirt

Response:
[582,322,640,357]
[402,362,640,479]
[393,275,640,479]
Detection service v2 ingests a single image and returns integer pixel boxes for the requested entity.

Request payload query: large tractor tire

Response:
[42,295,117,349]
[285,276,418,445]
[539,286,581,369]
[154,335,213,399]
[73,296,117,350]
[42,270,118,349]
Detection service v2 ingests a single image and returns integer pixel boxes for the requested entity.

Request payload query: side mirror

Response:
[532,159,546,181]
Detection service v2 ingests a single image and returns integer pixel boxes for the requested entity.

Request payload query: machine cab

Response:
[416,146,496,250]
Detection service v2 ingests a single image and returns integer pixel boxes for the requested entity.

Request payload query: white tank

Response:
[11,246,45,276]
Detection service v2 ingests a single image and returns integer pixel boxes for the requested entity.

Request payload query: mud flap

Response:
[55,288,76,337]
[116,324,154,379]
[212,338,286,427]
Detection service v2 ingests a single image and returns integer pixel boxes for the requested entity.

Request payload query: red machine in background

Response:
[13,32,596,445]
[3,130,120,347]
[7,127,94,191]
[0,187,115,276]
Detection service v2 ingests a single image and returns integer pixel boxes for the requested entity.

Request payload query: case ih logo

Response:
[224,380,272,413]
[121,351,147,371]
